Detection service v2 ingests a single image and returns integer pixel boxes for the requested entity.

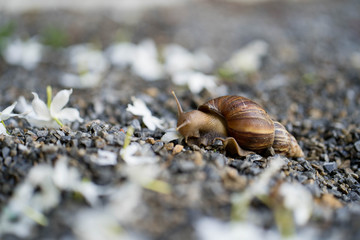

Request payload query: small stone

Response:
[37,130,49,137]
[131,119,141,130]
[349,191,360,201]
[323,162,337,173]
[338,183,349,194]
[320,193,343,208]
[56,130,65,137]
[152,141,164,153]
[61,135,72,142]
[41,144,59,154]
[192,151,203,166]
[2,147,10,158]
[209,152,227,168]
[204,164,221,181]
[212,139,223,147]
[354,140,360,152]
[80,138,92,148]
[146,138,156,145]
[4,157,12,166]
[165,142,174,151]
[172,144,184,155]
[95,138,106,148]
[296,174,308,183]
[177,160,196,172]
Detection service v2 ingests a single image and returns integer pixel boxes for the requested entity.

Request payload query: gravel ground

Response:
[0,0,360,239]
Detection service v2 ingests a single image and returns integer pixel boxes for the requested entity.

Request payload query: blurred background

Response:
[0,0,359,123]
[1,0,360,239]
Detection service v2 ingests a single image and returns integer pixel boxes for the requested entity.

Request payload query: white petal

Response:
[161,129,182,142]
[0,123,9,136]
[31,92,51,120]
[92,150,117,166]
[50,89,72,116]
[56,108,83,122]
[126,97,152,117]
[2,102,17,115]
[26,117,60,128]
[143,115,163,131]
[0,102,19,121]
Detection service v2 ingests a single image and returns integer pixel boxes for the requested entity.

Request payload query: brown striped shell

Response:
[172,92,304,158]
[198,96,275,151]
[273,121,304,158]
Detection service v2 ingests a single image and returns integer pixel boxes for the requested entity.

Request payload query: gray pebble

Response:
[354,140,360,152]
[37,130,49,137]
[131,119,141,130]
[178,160,197,172]
[2,147,10,158]
[56,130,65,137]
[323,162,337,173]
[151,141,164,153]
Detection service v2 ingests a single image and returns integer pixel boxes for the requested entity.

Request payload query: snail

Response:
[172,91,304,158]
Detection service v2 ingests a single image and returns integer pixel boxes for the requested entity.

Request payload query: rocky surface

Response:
[0,0,360,239]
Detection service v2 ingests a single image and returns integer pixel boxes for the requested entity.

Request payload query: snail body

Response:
[172,91,304,158]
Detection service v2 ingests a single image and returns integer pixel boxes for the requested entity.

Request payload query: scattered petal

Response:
[50,89,72,116]
[0,102,18,121]
[131,39,164,81]
[126,97,164,130]
[279,182,313,226]
[164,44,213,74]
[106,42,136,68]
[172,71,219,94]
[1,101,17,116]
[142,115,164,131]
[126,97,152,117]
[68,44,109,74]
[161,128,182,142]
[57,108,83,122]
[0,122,9,136]
[121,142,158,165]
[223,40,268,74]
[73,210,124,240]
[31,93,51,120]
[3,38,43,70]
[60,72,103,89]
[195,217,279,240]
[92,150,118,166]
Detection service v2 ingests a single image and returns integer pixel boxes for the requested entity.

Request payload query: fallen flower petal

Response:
[126,97,164,131]
[31,93,51,120]
[56,108,83,122]
[50,89,72,116]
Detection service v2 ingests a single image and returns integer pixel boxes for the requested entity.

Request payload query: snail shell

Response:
[198,96,275,151]
[272,121,304,158]
[172,92,304,158]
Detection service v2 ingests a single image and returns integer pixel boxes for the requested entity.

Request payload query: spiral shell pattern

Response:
[273,121,304,157]
[198,96,275,151]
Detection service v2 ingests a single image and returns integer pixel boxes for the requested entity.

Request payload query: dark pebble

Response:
[354,141,360,152]
[348,191,360,202]
[229,159,243,170]
[323,162,337,173]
